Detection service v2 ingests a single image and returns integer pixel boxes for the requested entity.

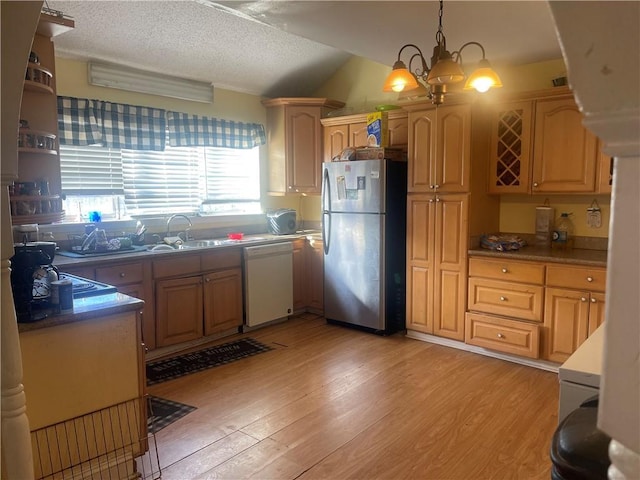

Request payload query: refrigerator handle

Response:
[322,167,330,254]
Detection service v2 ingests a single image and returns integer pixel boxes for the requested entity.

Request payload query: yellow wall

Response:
[55,57,299,214]
[500,195,610,238]
[314,56,568,107]
[312,56,610,237]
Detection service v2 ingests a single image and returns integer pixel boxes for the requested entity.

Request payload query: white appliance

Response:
[558,325,604,422]
[243,242,293,329]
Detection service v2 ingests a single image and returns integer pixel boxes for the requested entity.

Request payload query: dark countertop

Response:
[18,292,144,333]
[469,246,608,267]
[53,231,319,268]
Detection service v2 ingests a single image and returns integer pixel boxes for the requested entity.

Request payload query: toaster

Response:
[267,209,297,235]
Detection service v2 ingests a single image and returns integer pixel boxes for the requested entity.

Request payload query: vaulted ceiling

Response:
[47,1,563,98]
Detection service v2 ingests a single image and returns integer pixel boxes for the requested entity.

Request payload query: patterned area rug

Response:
[146,338,272,385]
[147,396,196,433]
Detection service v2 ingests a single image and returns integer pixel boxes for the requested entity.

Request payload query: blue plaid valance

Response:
[57,96,166,151]
[167,112,266,149]
[58,96,266,151]
[57,97,101,146]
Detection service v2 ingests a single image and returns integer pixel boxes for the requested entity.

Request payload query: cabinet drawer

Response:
[153,254,201,279]
[465,312,540,359]
[546,265,607,292]
[468,277,544,321]
[201,248,241,271]
[95,262,143,286]
[469,257,545,284]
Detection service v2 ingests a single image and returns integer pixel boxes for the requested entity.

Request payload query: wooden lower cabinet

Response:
[95,260,155,349]
[203,268,243,335]
[156,275,204,347]
[543,287,606,363]
[468,256,607,363]
[291,237,324,314]
[406,194,468,341]
[292,239,307,312]
[307,238,324,313]
[156,268,243,348]
[465,312,540,359]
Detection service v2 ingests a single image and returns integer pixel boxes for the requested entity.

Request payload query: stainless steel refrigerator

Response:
[321,158,407,334]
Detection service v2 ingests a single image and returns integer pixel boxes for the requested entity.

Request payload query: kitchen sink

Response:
[149,237,268,252]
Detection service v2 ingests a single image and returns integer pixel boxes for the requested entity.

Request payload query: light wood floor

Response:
[147,313,559,479]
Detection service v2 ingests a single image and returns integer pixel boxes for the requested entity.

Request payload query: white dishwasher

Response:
[243,242,293,329]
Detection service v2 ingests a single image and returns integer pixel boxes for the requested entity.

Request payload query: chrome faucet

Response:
[166,214,193,240]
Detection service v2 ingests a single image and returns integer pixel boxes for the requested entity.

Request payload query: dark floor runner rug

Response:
[146,338,272,386]
[147,396,196,433]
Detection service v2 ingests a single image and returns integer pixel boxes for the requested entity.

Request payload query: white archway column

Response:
[547,2,640,478]
[0,1,43,477]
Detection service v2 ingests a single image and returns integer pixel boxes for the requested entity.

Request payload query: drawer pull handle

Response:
[497,333,505,339]
[581,297,588,302]
[501,268,508,273]
[500,296,507,301]
[587,276,594,282]
[591,297,597,303]
[119,272,126,278]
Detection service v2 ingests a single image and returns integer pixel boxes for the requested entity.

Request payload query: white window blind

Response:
[204,147,260,202]
[60,143,261,217]
[60,145,123,195]
[122,146,203,215]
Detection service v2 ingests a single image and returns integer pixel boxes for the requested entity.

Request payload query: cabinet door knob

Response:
[533,182,539,187]
[497,333,505,339]
[500,296,507,301]
[429,184,435,189]
[205,277,211,282]
[428,198,434,203]
[435,197,441,202]
[119,272,126,278]
[501,268,508,273]
[591,297,597,303]
[581,297,588,302]
[587,276,594,282]
[434,184,440,189]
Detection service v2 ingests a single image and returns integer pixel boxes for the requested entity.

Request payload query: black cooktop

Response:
[58,273,117,298]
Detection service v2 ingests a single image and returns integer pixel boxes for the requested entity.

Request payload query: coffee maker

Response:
[10,242,59,322]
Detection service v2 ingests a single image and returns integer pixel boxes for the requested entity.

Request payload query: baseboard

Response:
[406,330,560,373]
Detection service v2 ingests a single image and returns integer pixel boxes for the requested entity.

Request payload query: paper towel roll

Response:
[535,206,555,246]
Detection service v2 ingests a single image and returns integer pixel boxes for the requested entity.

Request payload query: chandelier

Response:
[383,0,503,105]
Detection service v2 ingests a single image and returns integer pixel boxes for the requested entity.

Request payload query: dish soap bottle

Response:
[552,212,574,251]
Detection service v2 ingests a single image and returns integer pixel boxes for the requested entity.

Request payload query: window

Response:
[60,143,261,220]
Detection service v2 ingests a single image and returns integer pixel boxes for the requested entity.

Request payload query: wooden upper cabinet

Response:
[263,98,344,195]
[408,104,470,193]
[488,101,533,194]
[532,97,598,193]
[597,148,613,194]
[321,110,408,163]
[322,121,367,164]
[488,93,601,194]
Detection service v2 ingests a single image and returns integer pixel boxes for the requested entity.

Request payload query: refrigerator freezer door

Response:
[323,211,385,330]
[322,160,386,214]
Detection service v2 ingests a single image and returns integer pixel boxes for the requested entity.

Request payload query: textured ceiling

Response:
[46,1,563,99]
